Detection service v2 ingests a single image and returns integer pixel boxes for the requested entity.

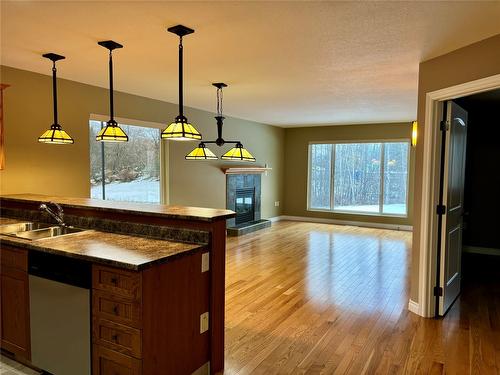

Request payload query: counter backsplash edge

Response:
[0,207,210,244]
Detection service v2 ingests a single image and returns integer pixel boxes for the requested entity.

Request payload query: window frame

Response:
[307,139,410,218]
[89,119,168,204]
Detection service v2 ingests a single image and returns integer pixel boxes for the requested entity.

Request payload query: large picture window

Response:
[308,141,409,216]
[89,120,161,203]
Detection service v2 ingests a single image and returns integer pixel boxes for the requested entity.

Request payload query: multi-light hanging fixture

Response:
[161,25,202,141]
[95,40,128,142]
[185,83,256,161]
[38,53,74,144]
[36,24,255,163]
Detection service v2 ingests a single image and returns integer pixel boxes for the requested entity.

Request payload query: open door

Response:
[436,101,468,316]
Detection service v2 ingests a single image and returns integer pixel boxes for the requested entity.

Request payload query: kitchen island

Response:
[0,194,235,375]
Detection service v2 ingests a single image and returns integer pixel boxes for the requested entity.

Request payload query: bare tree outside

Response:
[89,121,161,203]
[309,142,409,215]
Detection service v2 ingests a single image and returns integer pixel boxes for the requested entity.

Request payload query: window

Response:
[308,141,409,216]
[89,120,162,204]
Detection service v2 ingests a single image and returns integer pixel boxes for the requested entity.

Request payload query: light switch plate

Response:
[275,201,280,207]
[200,312,209,334]
[201,252,209,272]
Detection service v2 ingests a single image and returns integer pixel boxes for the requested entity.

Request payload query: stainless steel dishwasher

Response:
[29,251,91,375]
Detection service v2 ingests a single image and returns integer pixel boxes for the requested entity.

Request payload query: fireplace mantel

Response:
[221,167,272,175]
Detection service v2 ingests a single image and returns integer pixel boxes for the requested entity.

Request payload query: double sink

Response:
[0,222,86,240]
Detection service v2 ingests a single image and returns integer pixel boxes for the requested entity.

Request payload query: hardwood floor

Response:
[2,221,499,374]
[224,221,500,375]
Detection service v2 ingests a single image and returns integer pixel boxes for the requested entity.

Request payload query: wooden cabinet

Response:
[92,265,143,373]
[0,246,31,360]
[92,251,211,375]
[93,345,141,375]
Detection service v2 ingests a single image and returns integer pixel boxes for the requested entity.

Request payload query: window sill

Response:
[307,207,408,219]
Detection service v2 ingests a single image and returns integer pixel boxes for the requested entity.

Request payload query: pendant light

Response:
[185,142,218,160]
[186,83,255,161]
[96,40,128,142]
[38,53,74,144]
[161,25,202,141]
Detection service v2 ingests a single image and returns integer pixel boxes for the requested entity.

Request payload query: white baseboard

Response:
[463,245,500,256]
[408,299,420,315]
[268,215,412,231]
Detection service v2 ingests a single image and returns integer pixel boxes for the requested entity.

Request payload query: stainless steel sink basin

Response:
[0,222,53,234]
[0,222,87,241]
[14,226,86,240]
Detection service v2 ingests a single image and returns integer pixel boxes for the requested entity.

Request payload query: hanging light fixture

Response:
[162,25,202,141]
[221,142,256,161]
[96,40,128,142]
[38,53,74,144]
[185,83,255,161]
[185,142,218,160]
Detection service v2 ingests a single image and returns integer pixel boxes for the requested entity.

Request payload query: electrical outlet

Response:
[274,201,280,207]
[200,312,209,334]
[201,252,209,272]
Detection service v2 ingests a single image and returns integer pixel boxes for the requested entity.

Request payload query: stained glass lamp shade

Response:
[221,142,256,162]
[185,142,218,160]
[162,116,202,141]
[95,120,128,142]
[38,124,74,144]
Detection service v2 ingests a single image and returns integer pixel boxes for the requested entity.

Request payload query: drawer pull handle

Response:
[113,305,119,315]
[110,276,118,285]
[111,334,119,342]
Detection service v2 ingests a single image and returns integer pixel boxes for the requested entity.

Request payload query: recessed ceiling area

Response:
[1,1,500,127]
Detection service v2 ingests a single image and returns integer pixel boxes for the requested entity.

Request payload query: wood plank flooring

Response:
[2,221,499,374]
[224,221,500,375]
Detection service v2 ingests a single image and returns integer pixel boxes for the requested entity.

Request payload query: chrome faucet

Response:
[39,202,66,227]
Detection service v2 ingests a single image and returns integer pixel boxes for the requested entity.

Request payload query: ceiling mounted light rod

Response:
[38,53,74,144]
[96,40,128,142]
[162,25,201,141]
[185,83,255,161]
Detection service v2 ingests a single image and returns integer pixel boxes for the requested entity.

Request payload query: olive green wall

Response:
[283,123,415,227]
[410,33,500,304]
[0,66,285,218]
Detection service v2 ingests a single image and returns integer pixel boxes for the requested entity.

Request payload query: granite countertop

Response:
[0,194,235,222]
[0,217,206,270]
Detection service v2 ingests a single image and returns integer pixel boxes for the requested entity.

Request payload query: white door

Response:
[438,101,468,316]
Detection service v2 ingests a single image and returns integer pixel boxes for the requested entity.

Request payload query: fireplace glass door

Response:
[235,188,255,225]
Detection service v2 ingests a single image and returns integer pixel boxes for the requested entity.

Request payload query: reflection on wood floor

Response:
[224,221,500,374]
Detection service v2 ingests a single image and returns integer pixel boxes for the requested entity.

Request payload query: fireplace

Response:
[235,188,255,225]
[226,173,271,235]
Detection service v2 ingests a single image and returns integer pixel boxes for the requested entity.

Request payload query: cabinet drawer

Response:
[92,291,142,328]
[93,265,141,301]
[0,247,28,271]
[93,345,141,375]
[93,317,142,358]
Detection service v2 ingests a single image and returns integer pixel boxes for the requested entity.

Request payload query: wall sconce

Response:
[411,121,418,147]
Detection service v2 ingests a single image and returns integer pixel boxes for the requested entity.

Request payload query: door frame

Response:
[416,73,500,318]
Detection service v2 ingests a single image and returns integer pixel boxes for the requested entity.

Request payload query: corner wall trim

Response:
[408,299,420,315]
[268,215,412,231]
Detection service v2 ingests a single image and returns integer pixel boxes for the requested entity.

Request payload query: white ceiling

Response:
[1,1,500,127]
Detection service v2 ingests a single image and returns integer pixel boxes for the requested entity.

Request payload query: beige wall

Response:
[410,33,500,302]
[283,123,415,226]
[0,66,285,218]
